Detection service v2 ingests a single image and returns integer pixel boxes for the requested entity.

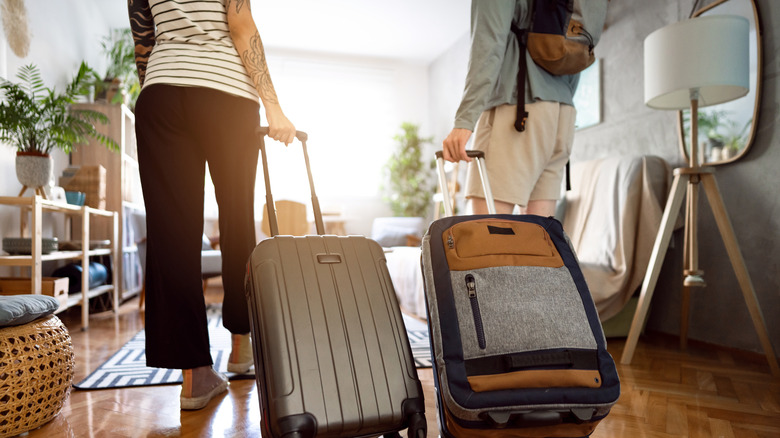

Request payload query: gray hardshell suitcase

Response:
[245,128,426,438]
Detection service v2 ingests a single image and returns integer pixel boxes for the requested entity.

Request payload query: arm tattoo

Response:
[226,0,249,14]
[242,31,279,105]
[128,0,155,86]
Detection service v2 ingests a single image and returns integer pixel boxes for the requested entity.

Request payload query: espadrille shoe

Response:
[180,367,228,410]
[227,333,254,374]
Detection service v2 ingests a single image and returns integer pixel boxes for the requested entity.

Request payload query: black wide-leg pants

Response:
[135,84,260,369]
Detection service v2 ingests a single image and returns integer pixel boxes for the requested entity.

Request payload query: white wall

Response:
[428,34,470,146]
[427,34,470,213]
[0,0,127,275]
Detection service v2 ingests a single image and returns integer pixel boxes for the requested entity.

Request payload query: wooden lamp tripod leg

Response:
[699,173,780,377]
[681,175,707,349]
[621,171,689,365]
[622,168,780,377]
[681,185,693,350]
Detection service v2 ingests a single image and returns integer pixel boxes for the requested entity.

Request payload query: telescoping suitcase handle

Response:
[434,150,496,216]
[256,126,325,237]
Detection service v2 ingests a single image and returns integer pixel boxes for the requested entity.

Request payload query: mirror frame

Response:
[676,0,762,166]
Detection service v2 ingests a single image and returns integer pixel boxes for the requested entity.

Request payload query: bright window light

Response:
[203,56,405,221]
[257,57,397,211]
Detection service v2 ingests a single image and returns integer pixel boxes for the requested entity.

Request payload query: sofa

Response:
[560,155,672,330]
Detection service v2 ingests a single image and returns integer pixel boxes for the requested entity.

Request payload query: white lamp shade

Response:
[644,15,749,110]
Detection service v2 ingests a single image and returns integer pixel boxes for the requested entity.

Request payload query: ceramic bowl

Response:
[65,191,86,206]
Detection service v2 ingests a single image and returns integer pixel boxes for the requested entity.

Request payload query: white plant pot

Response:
[15,153,52,189]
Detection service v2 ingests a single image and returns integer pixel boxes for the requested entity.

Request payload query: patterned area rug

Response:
[74,306,431,390]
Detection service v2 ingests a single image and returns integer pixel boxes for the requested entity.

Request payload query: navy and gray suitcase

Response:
[245,128,426,438]
[422,151,619,437]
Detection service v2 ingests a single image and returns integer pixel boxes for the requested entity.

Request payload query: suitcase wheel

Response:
[406,412,427,438]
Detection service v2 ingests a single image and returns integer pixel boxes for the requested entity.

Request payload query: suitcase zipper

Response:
[466,274,486,349]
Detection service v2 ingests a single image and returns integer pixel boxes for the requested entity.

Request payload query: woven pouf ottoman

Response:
[0,314,75,437]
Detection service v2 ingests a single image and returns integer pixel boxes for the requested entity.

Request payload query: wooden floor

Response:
[23,280,780,438]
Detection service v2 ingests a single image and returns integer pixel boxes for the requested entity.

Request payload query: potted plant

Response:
[0,62,118,196]
[382,122,436,218]
[92,28,140,108]
[720,118,752,160]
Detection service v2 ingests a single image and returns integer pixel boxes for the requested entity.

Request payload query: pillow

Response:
[0,295,60,327]
[373,225,416,248]
[371,217,425,247]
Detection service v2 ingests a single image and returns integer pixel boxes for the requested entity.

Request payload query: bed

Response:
[384,246,428,320]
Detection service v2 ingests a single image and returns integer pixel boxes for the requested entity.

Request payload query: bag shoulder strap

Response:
[510,21,528,133]
[510,21,572,191]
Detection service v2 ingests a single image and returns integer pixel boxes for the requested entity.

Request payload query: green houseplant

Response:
[720,118,752,159]
[382,122,435,218]
[682,109,752,161]
[92,28,140,108]
[0,62,117,194]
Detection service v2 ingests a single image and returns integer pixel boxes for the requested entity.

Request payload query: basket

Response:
[0,315,74,437]
[61,165,106,210]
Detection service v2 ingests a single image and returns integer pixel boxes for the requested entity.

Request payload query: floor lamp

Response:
[620,15,780,376]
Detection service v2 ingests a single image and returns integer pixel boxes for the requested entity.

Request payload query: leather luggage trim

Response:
[467,369,603,392]
[443,219,564,271]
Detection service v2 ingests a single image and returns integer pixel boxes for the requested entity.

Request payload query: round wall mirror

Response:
[677,0,762,165]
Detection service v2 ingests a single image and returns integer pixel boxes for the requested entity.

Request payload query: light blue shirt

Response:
[454,0,580,131]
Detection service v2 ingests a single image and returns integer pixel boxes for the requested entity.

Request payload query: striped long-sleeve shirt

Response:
[144,0,260,103]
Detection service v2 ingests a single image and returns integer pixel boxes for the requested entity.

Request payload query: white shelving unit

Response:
[0,195,118,330]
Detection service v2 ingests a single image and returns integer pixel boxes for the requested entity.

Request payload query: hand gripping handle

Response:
[256,127,325,236]
[434,150,496,216]
[256,126,308,142]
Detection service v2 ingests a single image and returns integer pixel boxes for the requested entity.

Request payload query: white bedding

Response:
[384,246,427,320]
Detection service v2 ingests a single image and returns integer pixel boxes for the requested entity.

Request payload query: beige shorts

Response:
[465,102,576,207]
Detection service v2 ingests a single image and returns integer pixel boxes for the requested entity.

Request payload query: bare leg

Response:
[470,197,515,215]
[471,197,555,216]
[521,199,556,217]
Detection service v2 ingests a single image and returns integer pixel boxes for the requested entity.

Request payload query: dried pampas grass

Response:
[1,0,31,58]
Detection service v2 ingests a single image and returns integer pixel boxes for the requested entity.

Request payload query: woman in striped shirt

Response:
[129,0,295,410]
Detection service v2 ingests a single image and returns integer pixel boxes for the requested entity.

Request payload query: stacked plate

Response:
[2,237,59,255]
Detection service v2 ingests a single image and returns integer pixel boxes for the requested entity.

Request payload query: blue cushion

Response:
[52,262,108,293]
[0,295,60,327]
